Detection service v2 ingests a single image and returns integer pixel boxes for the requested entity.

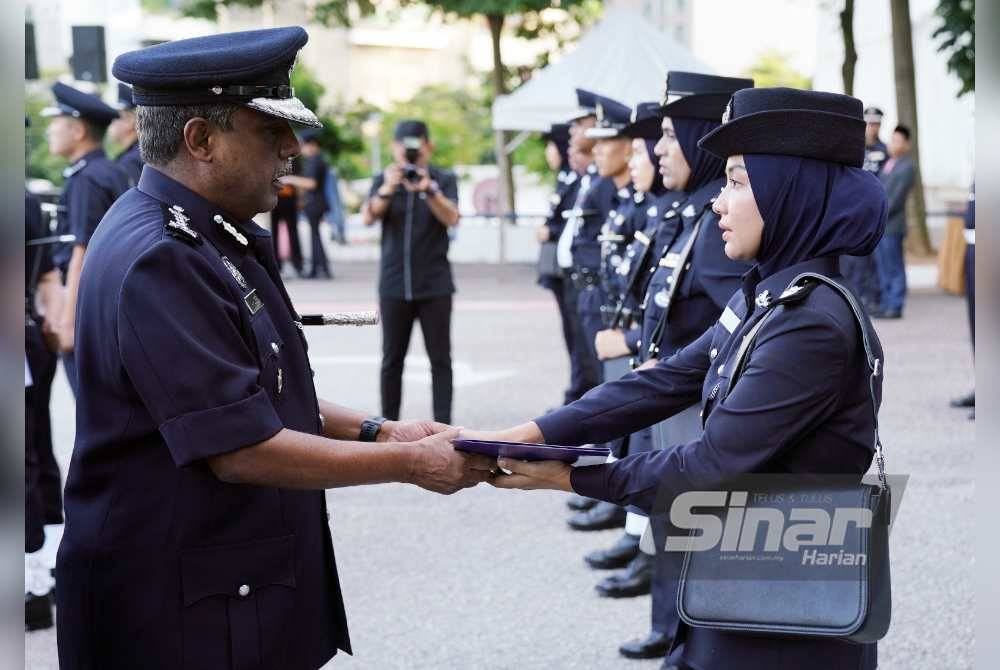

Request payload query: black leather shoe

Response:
[619,630,672,659]
[950,391,975,408]
[585,533,640,569]
[567,493,598,512]
[25,592,53,631]
[568,501,626,531]
[595,552,653,597]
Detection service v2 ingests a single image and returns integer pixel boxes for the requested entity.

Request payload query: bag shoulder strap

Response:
[723,272,887,490]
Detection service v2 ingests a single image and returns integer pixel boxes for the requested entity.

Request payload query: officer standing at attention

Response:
[477,87,888,670]
[841,105,887,310]
[363,119,460,424]
[43,82,131,395]
[566,94,634,533]
[58,27,492,670]
[109,83,144,186]
[536,122,590,406]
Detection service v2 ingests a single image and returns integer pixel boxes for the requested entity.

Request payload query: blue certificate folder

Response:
[453,440,610,467]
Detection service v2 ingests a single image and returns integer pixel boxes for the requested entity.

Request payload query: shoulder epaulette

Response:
[161,203,202,246]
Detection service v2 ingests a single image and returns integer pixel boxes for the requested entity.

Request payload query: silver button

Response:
[270,342,279,354]
[718,365,725,375]
[666,275,673,284]
[685,263,691,271]
[710,348,718,360]
[238,584,250,597]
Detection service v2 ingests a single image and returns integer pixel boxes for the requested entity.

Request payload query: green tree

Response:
[932,0,974,97]
[744,51,812,89]
[26,92,69,185]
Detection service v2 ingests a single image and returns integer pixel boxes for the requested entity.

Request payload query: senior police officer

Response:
[43,82,131,395]
[57,27,492,670]
[109,82,145,186]
[474,87,888,670]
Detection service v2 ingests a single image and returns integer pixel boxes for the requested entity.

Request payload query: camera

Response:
[402,136,422,182]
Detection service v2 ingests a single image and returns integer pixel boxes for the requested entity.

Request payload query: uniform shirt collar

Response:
[741,256,840,312]
[137,166,268,258]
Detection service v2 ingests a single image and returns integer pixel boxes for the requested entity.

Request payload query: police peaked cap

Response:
[112,26,321,128]
[114,83,136,111]
[661,71,754,121]
[569,88,599,122]
[621,102,664,140]
[41,82,120,126]
[585,95,631,139]
[698,87,866,167]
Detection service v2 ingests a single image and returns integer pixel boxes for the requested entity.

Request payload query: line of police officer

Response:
[535,71,766,664]
[25,80,144,630]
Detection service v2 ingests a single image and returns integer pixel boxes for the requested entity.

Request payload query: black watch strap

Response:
[359,416,387,442]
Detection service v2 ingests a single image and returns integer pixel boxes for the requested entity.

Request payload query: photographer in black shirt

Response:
[363,119,460,423]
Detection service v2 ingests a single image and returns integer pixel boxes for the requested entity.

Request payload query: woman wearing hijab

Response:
[468,88,888,670]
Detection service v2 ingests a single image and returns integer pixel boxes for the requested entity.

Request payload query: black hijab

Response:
[673,117,725,193]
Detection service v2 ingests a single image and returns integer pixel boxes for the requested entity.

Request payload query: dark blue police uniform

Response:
[113,83,145,186]
[57,27,349,670]
[532,88,888,670]
[43,82,131,395]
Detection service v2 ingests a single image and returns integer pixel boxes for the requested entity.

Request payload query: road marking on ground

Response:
[310,355,515,388]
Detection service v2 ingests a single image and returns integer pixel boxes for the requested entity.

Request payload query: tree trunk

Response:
[889,0,932,255]
[839,0,857,95]
[487,13,517,228]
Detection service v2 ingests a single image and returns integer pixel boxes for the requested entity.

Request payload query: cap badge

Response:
[211,86,223,95]
[721,99,733,124]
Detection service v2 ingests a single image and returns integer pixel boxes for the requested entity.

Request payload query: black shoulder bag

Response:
[675,273,892,643]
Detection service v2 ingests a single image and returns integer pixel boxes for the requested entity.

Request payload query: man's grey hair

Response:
[135,104,238,166]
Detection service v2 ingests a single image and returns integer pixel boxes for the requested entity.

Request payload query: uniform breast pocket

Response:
[180,535,297,670]
[250,310,286,402]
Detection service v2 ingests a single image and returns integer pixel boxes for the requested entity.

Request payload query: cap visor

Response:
[245,96,321,128]
[622,116,663,140]
[585,127,622,139]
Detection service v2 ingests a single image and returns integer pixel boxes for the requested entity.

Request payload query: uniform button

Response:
[718,365,725,375]
[270,342,279,354]
[685,263,691,271]
[666,275,673,284]
[238,584,250,597]
[710,348,718,360]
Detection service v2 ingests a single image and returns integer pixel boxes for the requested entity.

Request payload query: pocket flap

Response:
[181,534,296,607]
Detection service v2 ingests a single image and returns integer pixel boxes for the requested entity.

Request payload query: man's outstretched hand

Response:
[406,428,495,495]
[378,420,452,444]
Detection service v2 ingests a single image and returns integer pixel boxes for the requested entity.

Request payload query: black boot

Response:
[585,533,640,569]
[567,493,598,512]
[619,630,672,659]
[25,592,53,631]
[950,391,975,408]
[568,501,626,531]
[595,552,653,598]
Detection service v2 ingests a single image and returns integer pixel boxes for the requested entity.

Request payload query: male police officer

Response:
[109,82,144,186]
[58,27,492,670]
[363,119,460,424]
[43,82,131,395]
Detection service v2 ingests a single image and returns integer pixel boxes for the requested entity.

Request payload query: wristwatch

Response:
[426,180,441,197]
[359,416,387,442]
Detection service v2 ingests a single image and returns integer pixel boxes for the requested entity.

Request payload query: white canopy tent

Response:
[492,9,713,133]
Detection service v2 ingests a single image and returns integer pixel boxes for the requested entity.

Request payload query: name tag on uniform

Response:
[659,252,681,268]
[244,289,264,315]
[719,306,740,333]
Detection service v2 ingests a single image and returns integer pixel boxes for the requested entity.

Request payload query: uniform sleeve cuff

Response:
[159,388,283,467]
[570,464,611,501]
[624,328,641,354]
[534,408,585,446]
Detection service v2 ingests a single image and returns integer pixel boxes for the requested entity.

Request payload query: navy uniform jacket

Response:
[57,167,351,670]
[570,175,621,273]
[538,170,580,291]
[862,139,888,175]
[536,256,880,670]
[642,179,752,360]
[53,149,130,273]
[116,141,144,187]
[599,184,639,297]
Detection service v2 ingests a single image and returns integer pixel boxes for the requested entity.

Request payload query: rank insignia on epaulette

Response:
[163,204,202,245]
[213,214,249,247]
[755,290,772,308]
[221,256,249,290]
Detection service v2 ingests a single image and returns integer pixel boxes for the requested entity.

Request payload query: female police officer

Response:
[467,88,888,670]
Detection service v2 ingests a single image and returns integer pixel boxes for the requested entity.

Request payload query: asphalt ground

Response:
[26,261,974,669]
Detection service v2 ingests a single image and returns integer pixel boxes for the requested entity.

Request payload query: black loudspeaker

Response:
[70,25,106,83]
[26,23,39,80]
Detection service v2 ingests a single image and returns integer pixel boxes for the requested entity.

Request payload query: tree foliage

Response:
[744,51,812,90]
[182,0,376,25]
[932,0,974,97]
